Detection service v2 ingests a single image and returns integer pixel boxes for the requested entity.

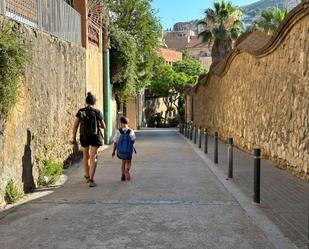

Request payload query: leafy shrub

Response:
[110,26,137,103]
[5,179,23,204]
[37,159,63,186]
[168,118,179,128]
[147,113,163,127]
[0,24,28,118]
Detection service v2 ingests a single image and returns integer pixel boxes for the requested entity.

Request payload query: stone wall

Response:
[110,96,118,134]
[0,17,86,206]
[86,42,103,112]
[190,4,309,179]
[126,98,138,130]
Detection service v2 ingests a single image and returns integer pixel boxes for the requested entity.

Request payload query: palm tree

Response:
[198,0,243,64]
[252,8,288,35]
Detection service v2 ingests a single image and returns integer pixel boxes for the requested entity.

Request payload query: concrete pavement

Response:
[186,130,308,249]
[0,129,287,249]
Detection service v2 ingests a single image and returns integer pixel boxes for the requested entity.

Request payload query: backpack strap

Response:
[93,108,104,138]
[119,128,124,134]
[126,129,131,135]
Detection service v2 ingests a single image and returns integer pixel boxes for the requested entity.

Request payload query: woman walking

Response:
[72,92,106,187]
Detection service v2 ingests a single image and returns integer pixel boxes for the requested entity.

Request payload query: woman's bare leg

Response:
[82,147,90,178]
[89,146,99,180]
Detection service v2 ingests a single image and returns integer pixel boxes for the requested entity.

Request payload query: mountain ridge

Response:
[241,0,289,25]
[170,0,299,31]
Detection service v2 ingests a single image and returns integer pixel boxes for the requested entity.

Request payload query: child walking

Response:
[112,117,136,181]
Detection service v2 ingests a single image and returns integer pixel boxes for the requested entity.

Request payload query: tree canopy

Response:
[173,60,206,85]
[198,0,243,63]
[109,26,137,102]
[106,0,161,95]
[252,7,288,34]
[149,58,206,123]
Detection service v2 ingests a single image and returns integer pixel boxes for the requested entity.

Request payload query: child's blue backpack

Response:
[117,129,136,160]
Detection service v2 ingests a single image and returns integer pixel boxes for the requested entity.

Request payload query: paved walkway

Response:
[0,130,300,249]
[186,130,308,249]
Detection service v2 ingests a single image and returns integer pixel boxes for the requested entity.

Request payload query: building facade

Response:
[184,36,212,70]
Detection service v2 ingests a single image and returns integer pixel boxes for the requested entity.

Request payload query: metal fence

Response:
[0,0,5,14]
[0,0,81,45]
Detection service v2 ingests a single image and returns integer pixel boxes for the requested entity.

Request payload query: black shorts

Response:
[117,154,132,160]
[80,135,103,148]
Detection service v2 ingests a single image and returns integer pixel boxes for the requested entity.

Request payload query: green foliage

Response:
[0,25,28,118]
[167,118,178,128]
[150,58,203,123]
[37,159,63,186]
[147,112,163,127]
[150,63,178,98]
[198,0,243,62]
[240,0,287,26]
[199,0,243,42]
[177,95,185,121]
[182,50,193,60]
[149,57,206,122]
[110,26,137,102]
[5,179,23,204]
[150,59,205,98]
[173,60,206,85]
[252,7,288,34]
[105,0,161,94]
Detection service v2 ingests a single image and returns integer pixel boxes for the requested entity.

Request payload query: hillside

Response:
[241,0,299,25]
[170,0,300,32]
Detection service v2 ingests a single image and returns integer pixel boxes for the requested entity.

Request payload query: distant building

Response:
[157,47,182,65]
[163,22,212,70]
[164,30,196,51]
[184,36,212,70]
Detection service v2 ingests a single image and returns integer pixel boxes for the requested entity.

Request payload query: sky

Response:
[152,0,258,30]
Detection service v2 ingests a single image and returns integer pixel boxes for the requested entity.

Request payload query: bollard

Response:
[186,123,189,138]
[228,137,233,178]
[194,125,197,144]
[198,126,202,148]
[254,148,261,204]
[190,123,193,140]
[214,132,218,164]
[204,128,208,154]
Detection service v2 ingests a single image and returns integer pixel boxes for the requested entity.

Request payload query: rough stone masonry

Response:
[0,16,86,207]
[190,6,309,179]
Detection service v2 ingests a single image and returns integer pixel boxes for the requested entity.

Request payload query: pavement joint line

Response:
[178,132,299,249]
[30,199,240,206]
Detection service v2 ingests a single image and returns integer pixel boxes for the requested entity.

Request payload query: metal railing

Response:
[0,0,4,14]
[0,0,81,45]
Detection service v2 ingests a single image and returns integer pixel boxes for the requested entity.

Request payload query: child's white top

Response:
[113,127,136,143]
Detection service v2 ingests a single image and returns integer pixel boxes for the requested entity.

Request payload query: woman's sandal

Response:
[84,176,90,183]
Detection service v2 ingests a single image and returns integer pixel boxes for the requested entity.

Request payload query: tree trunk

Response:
[163,97,171,127]
[211,38,232,64]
